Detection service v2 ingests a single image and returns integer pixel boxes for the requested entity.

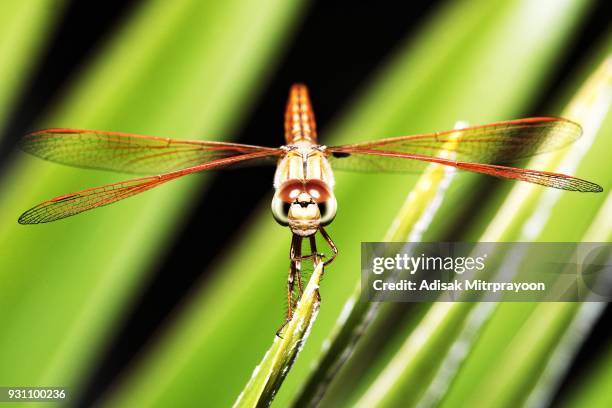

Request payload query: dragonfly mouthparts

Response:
[296,192,314,207]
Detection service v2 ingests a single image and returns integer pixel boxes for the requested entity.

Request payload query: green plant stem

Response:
[233,262,324,408]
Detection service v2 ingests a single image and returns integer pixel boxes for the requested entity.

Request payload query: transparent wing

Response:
[328,149,602,192]
[454,161,602,192]
[328,117,582,172]
[21,128,282,174]
[18,150,278,224]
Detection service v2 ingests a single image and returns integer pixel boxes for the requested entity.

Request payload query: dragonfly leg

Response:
[309,235,320,265]
[291,235,325,265]
[292,252,324,263]
[320,227,338,266]
[293,234,304,297]
[309,235,322,302]
[277,234,302,338]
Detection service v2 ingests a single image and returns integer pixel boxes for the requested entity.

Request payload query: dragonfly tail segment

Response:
[285,83,318,145]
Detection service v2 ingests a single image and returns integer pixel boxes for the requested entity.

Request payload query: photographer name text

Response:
[372,279,546,293]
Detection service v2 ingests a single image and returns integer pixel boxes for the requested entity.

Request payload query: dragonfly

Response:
[18,84,602,330]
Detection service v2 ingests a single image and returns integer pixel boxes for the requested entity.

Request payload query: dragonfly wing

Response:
[328,149,429,172]
[455,160,603,192]
[19,175,174,224]
[327,149,602,192]
[18,150,276,224]
[328,117,582,172]
[21,128,281,174]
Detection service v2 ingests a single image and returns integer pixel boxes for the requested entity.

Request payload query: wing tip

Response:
[17,199,74,225]
[19,128,76,155]
[564,177,603,193]
[18,209,38,225]
[583,182,604,193]
[18,206,70,225]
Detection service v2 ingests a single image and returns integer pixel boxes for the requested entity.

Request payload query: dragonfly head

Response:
[272,180,337,236]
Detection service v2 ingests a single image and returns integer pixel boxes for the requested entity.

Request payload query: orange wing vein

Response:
[18,150,280,224]
[21,128,281,174]
[328,117,582,172]
[328,149,602,192]
[327,117,602,192]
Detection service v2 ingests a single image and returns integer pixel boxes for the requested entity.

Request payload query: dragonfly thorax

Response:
[274,144,333,188]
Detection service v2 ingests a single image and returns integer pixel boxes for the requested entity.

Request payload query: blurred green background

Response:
[0,0,610,407]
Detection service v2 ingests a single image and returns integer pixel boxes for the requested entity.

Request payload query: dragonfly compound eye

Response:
[304,179,331,202]
[277,180,305,203]
[317,195,337,225]
[304,180,336,225]
[271,196,291,226]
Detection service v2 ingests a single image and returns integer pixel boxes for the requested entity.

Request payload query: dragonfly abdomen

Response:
[284,84,317,144]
